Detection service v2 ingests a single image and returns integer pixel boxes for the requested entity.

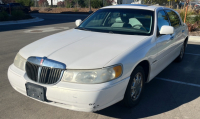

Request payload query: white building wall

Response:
[47,0,64,5]
[113,0,118,5]
[112,0,142,5]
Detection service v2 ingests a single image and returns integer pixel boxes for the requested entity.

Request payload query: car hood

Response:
[20,29,148,69]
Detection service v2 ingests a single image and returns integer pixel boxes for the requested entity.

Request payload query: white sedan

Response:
[8,4,189,112]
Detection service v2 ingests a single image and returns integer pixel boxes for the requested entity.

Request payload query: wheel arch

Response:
[131,60,151,83]
[184,36,188,47]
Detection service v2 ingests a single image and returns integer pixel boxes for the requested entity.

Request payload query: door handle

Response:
[170,36,174,40]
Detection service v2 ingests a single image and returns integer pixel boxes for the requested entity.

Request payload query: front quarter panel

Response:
[104,36,157,83]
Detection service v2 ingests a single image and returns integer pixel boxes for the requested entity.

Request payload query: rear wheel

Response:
[122,66,145,107]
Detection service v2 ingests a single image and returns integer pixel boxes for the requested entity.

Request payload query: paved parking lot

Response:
[0,13,200,119]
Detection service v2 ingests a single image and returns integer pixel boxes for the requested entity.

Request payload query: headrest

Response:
[115,17,122,23]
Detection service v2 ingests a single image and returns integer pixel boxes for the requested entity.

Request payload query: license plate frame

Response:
[25,83,47,101]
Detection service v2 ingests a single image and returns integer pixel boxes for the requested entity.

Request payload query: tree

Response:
[57,1,65,7]
[38,0,48,7]
[2,0,15,4]
[78,0,86,7]
[65,0,73,8]
[15,0,34,6]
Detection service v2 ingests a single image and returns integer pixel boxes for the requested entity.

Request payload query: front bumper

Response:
[8,64,130,112]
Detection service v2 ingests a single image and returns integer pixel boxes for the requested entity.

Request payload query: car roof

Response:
[101,4,164,11]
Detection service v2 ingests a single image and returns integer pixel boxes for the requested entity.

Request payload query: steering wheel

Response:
[132,24,148,32]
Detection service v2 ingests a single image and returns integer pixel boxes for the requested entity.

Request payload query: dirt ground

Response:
[30,7,99,13]
[189,28,200,36]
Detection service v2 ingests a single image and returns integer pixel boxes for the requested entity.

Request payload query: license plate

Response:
[25,83,47,101]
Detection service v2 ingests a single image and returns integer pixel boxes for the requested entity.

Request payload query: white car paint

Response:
[159,26,174,35]
[75,19,82,26]
[8,4,189,112]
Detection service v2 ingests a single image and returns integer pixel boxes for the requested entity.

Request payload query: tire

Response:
[175,43,185,62]
[122,65,145,107]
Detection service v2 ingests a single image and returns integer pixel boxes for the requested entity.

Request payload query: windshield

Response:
[77,8,154,36]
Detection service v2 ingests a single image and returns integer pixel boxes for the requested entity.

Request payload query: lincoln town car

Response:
[8,4,189,112]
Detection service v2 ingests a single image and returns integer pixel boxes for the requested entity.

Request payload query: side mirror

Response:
[160,26,174,35]
[75,19,82,27]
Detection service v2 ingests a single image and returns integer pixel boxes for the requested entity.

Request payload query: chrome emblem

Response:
[40,59,44,65]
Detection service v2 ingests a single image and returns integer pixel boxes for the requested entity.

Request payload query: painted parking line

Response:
[185,53,200,56]
[189,36,200,43]
[156,77,200,88]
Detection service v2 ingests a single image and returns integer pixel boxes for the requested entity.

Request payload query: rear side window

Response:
[165,10,181,28]
[157,10,170,32]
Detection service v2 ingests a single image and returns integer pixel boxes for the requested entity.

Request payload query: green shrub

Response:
[178,9,200,31]
[10,10,32,20]
[0,10,32,21]
[193,15,200,24]
[11,10,25,20]
[0,11,9,21]
[65,0,73,8]
[91,0,102,8]
[78,0,86,7]
[179,9,200,24]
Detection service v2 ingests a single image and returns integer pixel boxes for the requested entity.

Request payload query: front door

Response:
[154,10,175,75]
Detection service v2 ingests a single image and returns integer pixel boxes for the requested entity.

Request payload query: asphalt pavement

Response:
[0,13,200,119]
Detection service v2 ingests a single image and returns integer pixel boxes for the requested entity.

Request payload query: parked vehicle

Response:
[179,2,186,8]
[8,4,189,112]
[0,4,7,12]
[5,3,30,13]
[190,2,197,9]
[194,3,200,10]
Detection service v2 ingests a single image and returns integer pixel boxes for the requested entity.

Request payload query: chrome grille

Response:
[26,62,39,82]
[26,61,64,84]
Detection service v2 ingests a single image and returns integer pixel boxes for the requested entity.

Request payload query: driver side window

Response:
[157,10,170,36]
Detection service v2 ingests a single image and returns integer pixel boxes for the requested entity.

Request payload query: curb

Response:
[0,17,44,25]
[189,36,200,43]
[32,12,93,15]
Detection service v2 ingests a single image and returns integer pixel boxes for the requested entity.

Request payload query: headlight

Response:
[14,53,26,71]
[61,65,123,84]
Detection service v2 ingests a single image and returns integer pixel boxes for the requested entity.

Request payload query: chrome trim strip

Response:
[27,57,43,65]
[37,66,42,82]
[55,70,65,85]
[27,56,66,69]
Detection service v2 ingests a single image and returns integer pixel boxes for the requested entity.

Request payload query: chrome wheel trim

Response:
[180,45,185,59]
[131,72,143,101]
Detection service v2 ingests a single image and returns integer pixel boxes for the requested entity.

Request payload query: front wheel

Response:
[122,66,145,107]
